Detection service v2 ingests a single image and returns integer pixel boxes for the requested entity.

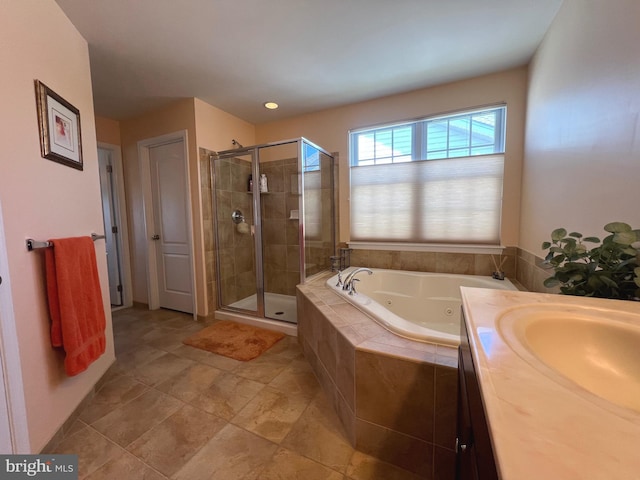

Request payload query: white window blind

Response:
[350,154,504,244]
[349,106,506,245]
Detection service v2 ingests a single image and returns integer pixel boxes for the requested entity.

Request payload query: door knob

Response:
[151,234,160,240]
[455,437,468,453]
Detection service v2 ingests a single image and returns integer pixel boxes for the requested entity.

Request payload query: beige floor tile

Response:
[172,344,244,371]
[233,353,292,383]
[130,352,196,386]
[113,333,140,355]
[84,451,167,480]
[139,326,176,343]
[161,315,202,329]
[346,451,425,480]
[281,392,355,473]
[232,385,312,443]
[52,307,373,480]
[172,423,278,480]
[115,344,167,372]
[91,389,183,447]
[53,425,123,478]
[79,375,149,424]
[147,326,203,352]
[155,363,222,403]
[63,418,88,439]
[265,335,304,360]
[127,404,227,477]
[259,447,345,480]
[188,371,265,420]
[268,358,321,400]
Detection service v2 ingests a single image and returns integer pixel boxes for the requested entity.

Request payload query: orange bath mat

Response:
[183,320,285,361]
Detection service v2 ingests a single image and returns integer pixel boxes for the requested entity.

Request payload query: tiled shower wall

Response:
[200,150,304,311]
[199,148,256,310]
[304,156,335,277]
[260,157,301,296]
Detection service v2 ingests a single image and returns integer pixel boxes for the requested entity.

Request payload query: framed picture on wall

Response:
[34,80,83,170]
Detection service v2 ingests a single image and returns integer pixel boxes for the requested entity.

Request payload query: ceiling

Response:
[54,0,563,124]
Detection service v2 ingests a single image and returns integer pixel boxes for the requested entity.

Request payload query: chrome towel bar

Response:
[26,233,106,251]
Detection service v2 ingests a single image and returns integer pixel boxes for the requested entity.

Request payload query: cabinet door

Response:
[456,313,498,480]
[456,348,479,480]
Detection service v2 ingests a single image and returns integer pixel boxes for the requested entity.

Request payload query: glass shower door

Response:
[302,140,335,277]
[258,142,299,323]
[212,151,259,315]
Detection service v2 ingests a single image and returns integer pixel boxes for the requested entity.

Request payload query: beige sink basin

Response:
[496,304,640,414]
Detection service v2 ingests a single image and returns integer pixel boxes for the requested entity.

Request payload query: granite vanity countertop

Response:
[460,288,640,480]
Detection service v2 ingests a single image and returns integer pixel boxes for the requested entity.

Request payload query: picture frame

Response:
[34,80,83,170]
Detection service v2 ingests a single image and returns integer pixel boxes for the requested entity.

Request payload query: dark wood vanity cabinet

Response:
[456,313,499,480]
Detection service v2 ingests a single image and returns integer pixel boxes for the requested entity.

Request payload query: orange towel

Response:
[45,236,106,376]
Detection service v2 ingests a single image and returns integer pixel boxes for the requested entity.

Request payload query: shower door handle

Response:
[151,234,160,240]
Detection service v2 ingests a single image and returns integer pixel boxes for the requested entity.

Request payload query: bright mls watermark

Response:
[0,455,77,479]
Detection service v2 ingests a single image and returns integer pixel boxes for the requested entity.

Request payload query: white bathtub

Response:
[326,268,517,345]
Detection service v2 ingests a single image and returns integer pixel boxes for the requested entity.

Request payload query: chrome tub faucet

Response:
[342,268,373,294]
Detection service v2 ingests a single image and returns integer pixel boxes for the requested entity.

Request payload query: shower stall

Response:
[210,138,335,332]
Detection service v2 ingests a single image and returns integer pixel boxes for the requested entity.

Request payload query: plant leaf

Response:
[551,228,567,242]
[541,241,551,249]
[604,222,631,233]
[543,277,560,288]
[613,231,637,246]
[583,236,600,243]
[569,231,583,238]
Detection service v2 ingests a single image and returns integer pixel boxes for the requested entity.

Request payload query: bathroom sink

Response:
[496,304,640,414]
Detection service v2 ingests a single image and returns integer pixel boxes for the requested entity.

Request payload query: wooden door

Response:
[149,140,194,313]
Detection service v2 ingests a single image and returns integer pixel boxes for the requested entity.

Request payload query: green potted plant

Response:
[542,222,640,300]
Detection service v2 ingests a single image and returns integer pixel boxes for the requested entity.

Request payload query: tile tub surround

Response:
[297,273,459,480]
[348,246,556,294]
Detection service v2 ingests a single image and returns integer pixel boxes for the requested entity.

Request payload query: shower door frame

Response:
[212,137,334,321]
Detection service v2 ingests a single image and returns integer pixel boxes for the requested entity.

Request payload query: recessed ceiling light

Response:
[264,102,279,110]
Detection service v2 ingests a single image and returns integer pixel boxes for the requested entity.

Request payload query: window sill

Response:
[347,242,505,255]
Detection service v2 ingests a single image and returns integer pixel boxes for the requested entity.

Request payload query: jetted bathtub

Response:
[327,267,517,345]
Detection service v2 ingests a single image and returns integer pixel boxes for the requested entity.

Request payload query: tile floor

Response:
[49,307,426,479]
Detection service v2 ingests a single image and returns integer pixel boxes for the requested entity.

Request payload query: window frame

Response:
[350,105,506,166]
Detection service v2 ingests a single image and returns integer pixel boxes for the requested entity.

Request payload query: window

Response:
[349,106,506,245]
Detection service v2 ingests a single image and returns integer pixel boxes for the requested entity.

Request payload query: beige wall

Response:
[119,99,206,313]
[255,67,528,246]
[95,116,121,145]
[520,0,640,254]
[0,0,114,452]
[194,98,255,153]
[118,98,255,317]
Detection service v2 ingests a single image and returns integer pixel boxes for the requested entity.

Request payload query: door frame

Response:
[137,130,196,318]
[0,199,30,453]
[97,142,133,309]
